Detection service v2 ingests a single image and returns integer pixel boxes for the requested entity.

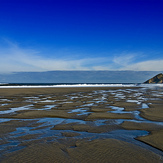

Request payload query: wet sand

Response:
[0,87,163,162]
[140,104,163,121]
[121,121,163,151]
[1,139,161,163]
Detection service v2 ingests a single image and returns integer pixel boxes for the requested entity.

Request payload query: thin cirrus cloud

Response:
[113,53,163,71]
[0,42,163,73]
[122,60,163,71]
[113,54,136,67]
[0,43,111,73]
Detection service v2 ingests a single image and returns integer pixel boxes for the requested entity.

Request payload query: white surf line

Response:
[0,84,137,88]
[0,83,163,88]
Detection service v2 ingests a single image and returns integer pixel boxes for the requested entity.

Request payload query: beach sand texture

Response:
[0,87,163,162]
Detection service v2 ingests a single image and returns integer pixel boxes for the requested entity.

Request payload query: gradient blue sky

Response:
[0,0,163,73]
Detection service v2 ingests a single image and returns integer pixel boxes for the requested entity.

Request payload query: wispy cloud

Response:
[122,60,163,71]
[0,40,163,73]
[113,54,136,67]
[0,41,111,73]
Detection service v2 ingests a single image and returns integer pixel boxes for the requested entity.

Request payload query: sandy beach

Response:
[0,86,163,162]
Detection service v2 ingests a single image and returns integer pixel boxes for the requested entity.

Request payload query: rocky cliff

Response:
[144,73,163,84]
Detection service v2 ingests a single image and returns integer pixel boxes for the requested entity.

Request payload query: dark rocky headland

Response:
[144,73,163,84]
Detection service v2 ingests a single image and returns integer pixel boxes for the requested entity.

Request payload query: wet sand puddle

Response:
[0,87,163,161]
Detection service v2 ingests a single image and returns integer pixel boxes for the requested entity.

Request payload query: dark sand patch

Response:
[60,102,83,108]
[30,103,49,109]
[18,139,44,147]
[67,139,162,163]
[121,121,163,131]
[90,106,112,112]
[53,122,122,133]
[140,104,163,121]
[1,142,70,163]
[86,112,134,120]
[121,121,163,151]
[61,132,81,137]
[137,130,163,151]
[52,122,79,130]
[1,110,77,119]
[2,139,161,163]
[112,102,140,111]
[16,134,41,141]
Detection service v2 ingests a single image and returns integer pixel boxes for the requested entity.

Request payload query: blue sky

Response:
[0,0,163,73]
